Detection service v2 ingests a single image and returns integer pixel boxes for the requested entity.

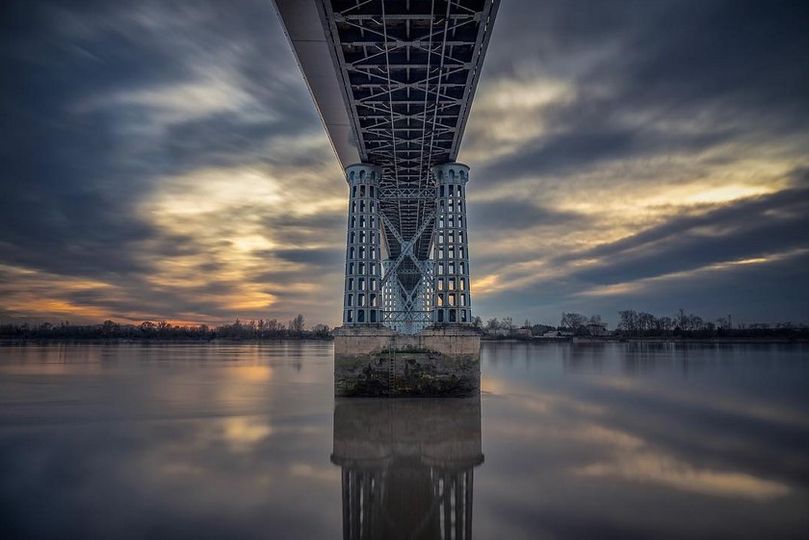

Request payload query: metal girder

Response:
[379,186,435,200]
[338,13,477,21]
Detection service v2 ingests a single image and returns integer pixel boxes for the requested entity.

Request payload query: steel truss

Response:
[318,0,499,331]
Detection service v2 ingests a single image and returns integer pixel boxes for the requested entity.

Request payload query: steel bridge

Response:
[274,0,499,333]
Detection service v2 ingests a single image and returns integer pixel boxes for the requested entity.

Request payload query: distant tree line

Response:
[3,309,806,341]
[614,309,808,338]
[0,315,332,341]
[478,309,809,340]
[558,313,604,335]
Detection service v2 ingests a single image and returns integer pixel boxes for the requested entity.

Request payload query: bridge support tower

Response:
[334,163,480,397]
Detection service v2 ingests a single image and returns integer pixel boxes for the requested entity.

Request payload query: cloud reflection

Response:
[1,342,808,538]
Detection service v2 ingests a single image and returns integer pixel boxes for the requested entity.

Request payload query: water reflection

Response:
[2,342,808,539]
[332,398,483,540]
[478,342,809,539]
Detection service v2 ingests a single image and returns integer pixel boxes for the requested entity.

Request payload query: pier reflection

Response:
[331,398,484,540]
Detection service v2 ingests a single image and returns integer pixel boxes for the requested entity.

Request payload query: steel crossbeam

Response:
[382,311,434,324]
[378,186,435,200]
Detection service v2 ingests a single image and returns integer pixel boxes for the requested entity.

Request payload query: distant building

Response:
[531,324,556,336]
[586,322,608,336]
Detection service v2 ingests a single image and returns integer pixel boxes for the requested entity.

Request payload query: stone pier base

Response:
[333,326,480,397]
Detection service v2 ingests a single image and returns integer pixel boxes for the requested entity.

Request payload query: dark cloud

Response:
[469,199,586,231]
[587,249,809,324]
[0,0,338,321]
[60,281,239,315]
[568,186,809,285]
[272,247,343,267]
[263,212,346,235]
[473,0,809,183]
[164,113,316,172]
[461,0,809,324]
[618,1,809,125]
[0,0,320,280]
[260,212,347,248]
[480,124,736,182]
[474,180,809,324]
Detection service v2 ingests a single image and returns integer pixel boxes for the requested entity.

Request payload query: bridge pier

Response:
[335,160,480,397]
[333,326,480,397]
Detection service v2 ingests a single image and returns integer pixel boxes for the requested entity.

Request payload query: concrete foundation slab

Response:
[333,325,481,397]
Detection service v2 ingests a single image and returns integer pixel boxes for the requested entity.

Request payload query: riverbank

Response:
[481,335,809,344]
[4,335,807,345]
[0,336,333,344]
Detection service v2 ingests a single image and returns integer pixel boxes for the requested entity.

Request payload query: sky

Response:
[1,0,808,328]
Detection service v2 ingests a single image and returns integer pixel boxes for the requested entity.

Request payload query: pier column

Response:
[342,163,383,326]
[431,162,472,325]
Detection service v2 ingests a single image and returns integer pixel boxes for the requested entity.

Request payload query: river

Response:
[1,341,807,539]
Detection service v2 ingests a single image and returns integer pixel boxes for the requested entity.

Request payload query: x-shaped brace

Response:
[379,209,435,290]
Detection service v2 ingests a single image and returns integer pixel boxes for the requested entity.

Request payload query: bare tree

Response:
[638,312,656,334]
[266,319,282,333]
[675,308,688,331]
[618,310,638,335]
[560,312,587,330]
[311,323,330,337]
[288,314,305,335]
[501,317,515,333]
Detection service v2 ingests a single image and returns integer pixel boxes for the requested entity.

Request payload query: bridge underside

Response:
[274,0,498,333]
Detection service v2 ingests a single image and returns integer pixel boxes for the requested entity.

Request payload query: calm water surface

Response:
[1,341,808,539]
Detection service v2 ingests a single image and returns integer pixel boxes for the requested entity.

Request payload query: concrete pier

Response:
[333,325,480,397]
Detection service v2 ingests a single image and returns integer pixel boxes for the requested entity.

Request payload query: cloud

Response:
[0,0,346,324]
[469,199,585,231]
[458,0,809,324]
[466,0,809,185]
[1,0,808,325]
[469,182,809,324]
[272,248,343,268]
[567,186,809,285]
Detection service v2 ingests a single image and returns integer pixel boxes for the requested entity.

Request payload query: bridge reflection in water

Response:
[331,398,484,540]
